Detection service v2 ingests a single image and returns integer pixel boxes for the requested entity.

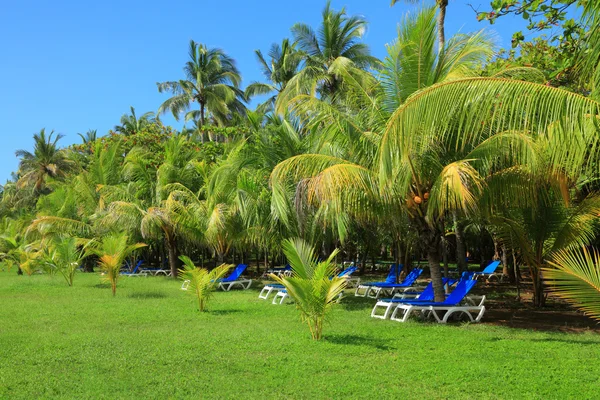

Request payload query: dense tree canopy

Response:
[3,3,600,316]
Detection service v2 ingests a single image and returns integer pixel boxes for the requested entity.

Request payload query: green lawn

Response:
[1,271,599,399]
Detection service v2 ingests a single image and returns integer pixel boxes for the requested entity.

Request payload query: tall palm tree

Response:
[271,7,496,281]
[391,0,448,51]
[245,39,303,113]
[77,129,97,144]
[15,129,74,194]
[380,6,495,111]
[114,107,156,135]
[277,1,380,109]
[273,7,600,303]
[157,40,246,126]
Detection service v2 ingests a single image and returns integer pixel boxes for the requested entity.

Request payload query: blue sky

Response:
[0,0,530,182]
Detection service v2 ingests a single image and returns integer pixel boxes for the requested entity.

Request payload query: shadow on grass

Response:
[339,295,376,311]
[92,283,111,289]
[325,334,395,351]
[127,291,167,299]
[521,337,600,346]
[210,309,243,315]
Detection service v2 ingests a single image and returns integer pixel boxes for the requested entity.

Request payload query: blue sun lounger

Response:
[260,264,359,301]
[473,260,505,281]
[120,260,146,277]
[371,277,457,319]
[355,266,423,298]
[354,264,400,297]
[389,279,485,323]
[218,264,252,291]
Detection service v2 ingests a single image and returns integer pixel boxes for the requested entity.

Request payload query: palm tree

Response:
[99,135,203,277]
[114,107,156,135]
[270,238,346,340]
[271,8,497,295]
[391,0,448,51]
[77,129,97,144]
[15,129,74,194]
[178,256,231,311]
[91,232,146,296]
[380,6,495,111]
[245,39,303,113]
[276,1,379,109]
[157,40,246,126]
[44,235,90,286]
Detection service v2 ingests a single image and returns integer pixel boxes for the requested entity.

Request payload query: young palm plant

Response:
[45,236,90,287]
[91,233,146,296]
[270,238,347,341]
[178,256,231,312]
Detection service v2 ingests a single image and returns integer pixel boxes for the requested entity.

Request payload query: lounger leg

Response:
[367,287,380,299]
[475,306,486,322]
[259,287,269,299]
[355,285,368,297]
[391,306,413,322]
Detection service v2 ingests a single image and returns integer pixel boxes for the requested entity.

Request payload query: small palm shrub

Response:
[91,233,146,296]
[178,256,231,312]
[543,247,600,321]
[270,238,347,340]
[45,236,89,286]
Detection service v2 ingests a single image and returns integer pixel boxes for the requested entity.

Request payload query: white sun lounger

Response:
[389,280,486,323]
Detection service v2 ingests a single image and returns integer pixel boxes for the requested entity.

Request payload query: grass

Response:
[1,270,599,399]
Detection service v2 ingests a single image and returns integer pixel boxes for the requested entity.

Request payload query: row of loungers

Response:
[259,265,361,304]
[355,265,423,298]
[181,263,253,291]
[371,272,486,323]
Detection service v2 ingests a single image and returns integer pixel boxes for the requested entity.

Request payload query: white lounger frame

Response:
[344,276,360,288]
[258,284,286,300]
[389,296,486,323]
[356,284,417,298]
[181,279,253,291]
[218,279,253,291]
[371,291,424,319]
[273,290,291,304]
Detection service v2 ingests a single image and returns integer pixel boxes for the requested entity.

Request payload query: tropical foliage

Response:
[178,255,231,311]
[90,233,146,296]
[544,247,600,321]
[2,3,600,323]
[270,238,346,340]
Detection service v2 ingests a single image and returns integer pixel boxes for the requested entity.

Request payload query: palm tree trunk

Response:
[436,0,448,51]
[427,234,445,302]
[166,236,179,278]
[200,102,207,143]
[442,240,449,280]
[531,265,545,307]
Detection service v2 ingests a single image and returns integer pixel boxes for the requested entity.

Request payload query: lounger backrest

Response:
[338,266,357,278]
[461,271,475,281]
[443,279,477,305]
[383,264,401,284]
[132,260,143,273]
[222,264,248,282]
[418,277,453,300]
[481,260,501,274]
[399,267,422,285]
